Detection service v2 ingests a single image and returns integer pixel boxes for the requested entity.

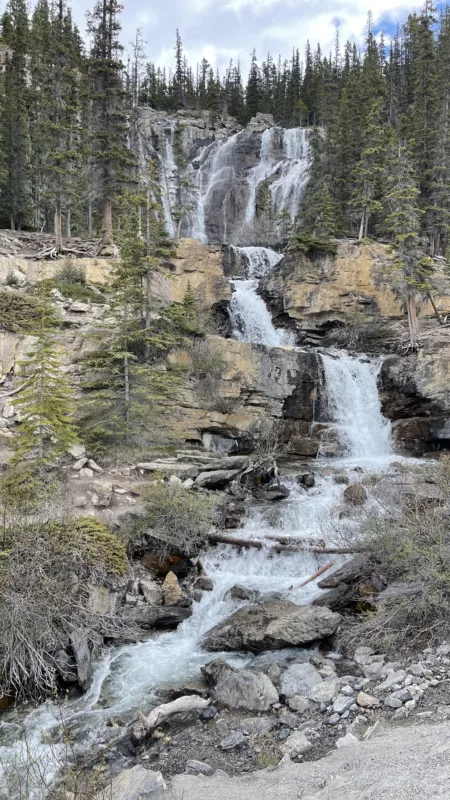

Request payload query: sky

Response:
[19,0,427,75]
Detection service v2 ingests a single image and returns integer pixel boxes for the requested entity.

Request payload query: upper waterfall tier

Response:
[136,110,310,246]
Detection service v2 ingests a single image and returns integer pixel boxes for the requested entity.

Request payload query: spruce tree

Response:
[87,0,136,250]
[349,97,390,239]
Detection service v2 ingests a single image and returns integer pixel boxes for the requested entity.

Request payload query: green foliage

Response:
[0,290,59,333]
[139,482,216,555]
[288,231,339,255]
[46,516,128,576]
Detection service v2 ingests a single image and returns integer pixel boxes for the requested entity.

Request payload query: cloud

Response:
[30,0,425,77]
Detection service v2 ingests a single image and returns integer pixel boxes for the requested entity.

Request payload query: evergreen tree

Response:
[12,287,78,462]
[87,0,136,249]
[349,97,390,239]
[245,50,261,121]
[0,0,31,230]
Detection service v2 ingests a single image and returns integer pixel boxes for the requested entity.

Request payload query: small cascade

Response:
[244,128,278,225]
[322,351,392,460]
[229,279,293,347]
[158,124,177,238]
[270,128,310,223]
[230,245,283,278]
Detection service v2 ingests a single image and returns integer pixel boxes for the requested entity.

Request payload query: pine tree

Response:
[12,287,78,462]
[0,0,31,230]
[245,50,261,121]
[349,97,390,239]
[87,0,136,249]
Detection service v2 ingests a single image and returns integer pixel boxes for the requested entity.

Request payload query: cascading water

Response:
[158,124,177,239]
[230,245,283,278]
[321,351,392,460]
[229,280,294,347]
[270,128,310,222]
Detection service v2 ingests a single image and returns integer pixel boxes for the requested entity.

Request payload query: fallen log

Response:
[209,533,356,555]
[137,695,211,734]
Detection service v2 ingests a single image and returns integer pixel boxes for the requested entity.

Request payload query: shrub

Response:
[139,482,216,556]
[56,260,87,286]
[0,515,127,699]
[341,457,450,652]
[0,290,59,333]
[49,260,106,303]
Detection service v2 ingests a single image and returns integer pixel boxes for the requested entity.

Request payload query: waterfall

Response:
[230,245,283,278]
[270,128,310,223]
[229,280,294,347]
[244,129,279,224]
[158,124,177,238]
[322,351,392,460]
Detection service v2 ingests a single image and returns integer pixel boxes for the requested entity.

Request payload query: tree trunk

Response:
[407,294,419,351]
[66,207,71,239]
[177,216,182,240]
[427,291,444,325]
[358,212,365,241]
[55,200,62,253]
[102,197,113,246]
[124,350,130,443]
[87,197,93,238]
[10,214,15,231]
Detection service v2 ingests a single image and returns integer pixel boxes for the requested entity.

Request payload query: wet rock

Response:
[95,765,166,799]
[318,556,370,589]
[343,483,368,506]
[121,605,192,630]
[280,731,312,758]
[194,576,214,591]
[280,663,323,699]
[225,585,260,602]
[252,484,290,502]
[313,583,356,612]
[202,659,278,711]
[297,473,315,488]
[202,600,341,652]
[70,632,93,691]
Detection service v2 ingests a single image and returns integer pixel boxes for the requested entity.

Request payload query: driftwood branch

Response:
[287,561,335,592]
[209,533,355,555]
[138,695,211,733]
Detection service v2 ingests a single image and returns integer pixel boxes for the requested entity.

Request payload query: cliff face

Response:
[261,241,450,347]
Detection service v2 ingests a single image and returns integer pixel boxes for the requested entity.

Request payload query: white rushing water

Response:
[231,245,283,278]
[229,280,294,347]
[322,351,392,461]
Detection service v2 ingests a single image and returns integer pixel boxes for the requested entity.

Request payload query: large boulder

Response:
[202,600,341,652]
[279,662,323,699]
[94,765,166,800]
[121,605,192,630]
[201,659,278,711]
[195,469,242,488]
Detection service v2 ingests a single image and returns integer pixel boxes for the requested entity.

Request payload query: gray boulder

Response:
[201,659,278,711]
[343,483,367,506]
[202,600,341,652]
[94,765,166,799]
[121,604,192,630]
[280,663,322,699]
[70,632,93,692]
[195,469,242,488]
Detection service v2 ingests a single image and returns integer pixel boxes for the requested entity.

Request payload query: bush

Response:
[56,261,87,285]
[0,290,59,333]
[341,457,450,652]
[139,482,216,556]
[0,515,127,699]
[50,260,107,303]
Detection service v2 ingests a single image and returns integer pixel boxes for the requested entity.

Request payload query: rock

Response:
[280,663,323,699]
[88,483,112,508]
[73,495,88,508]
[336,733,359,749]
[309,680,339,704]
[384,696,403,709]
[226,585,259,602]
[87,584,117,615]
[182,478,195,489]
[162,571,184,606]
[139,578,163,605]
[280,731,312,758]
[52,649,78,684]
[69,443,86,459]
[186,760,213,776]
[169,474,183,487]
[88,459,103,473]
[202,600,341,652]
[200,705,218,722]
[220,731,246,751]
[278,711,299,730]
[318,556,369,589]
[241,717,276,734]
[72,457,88,470]
[356,691,380,709]
[195,469,242,488]
[70,632,93,691]
[288,696,311,713]
[95,765,166,799]
[7,267,26,285]
[79,467,94,479]
[353,646,375,665]
[392,688,413,703]
[333,695,355,715]
[203,660,279,711]
[253,484,290,502]
[376,670,407,692]
[201,455,250,472]
[343,483,368,506]
[121,605,192,630]
[69,300,90,313]
[297,473,315,488]
[194,576,214,591]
